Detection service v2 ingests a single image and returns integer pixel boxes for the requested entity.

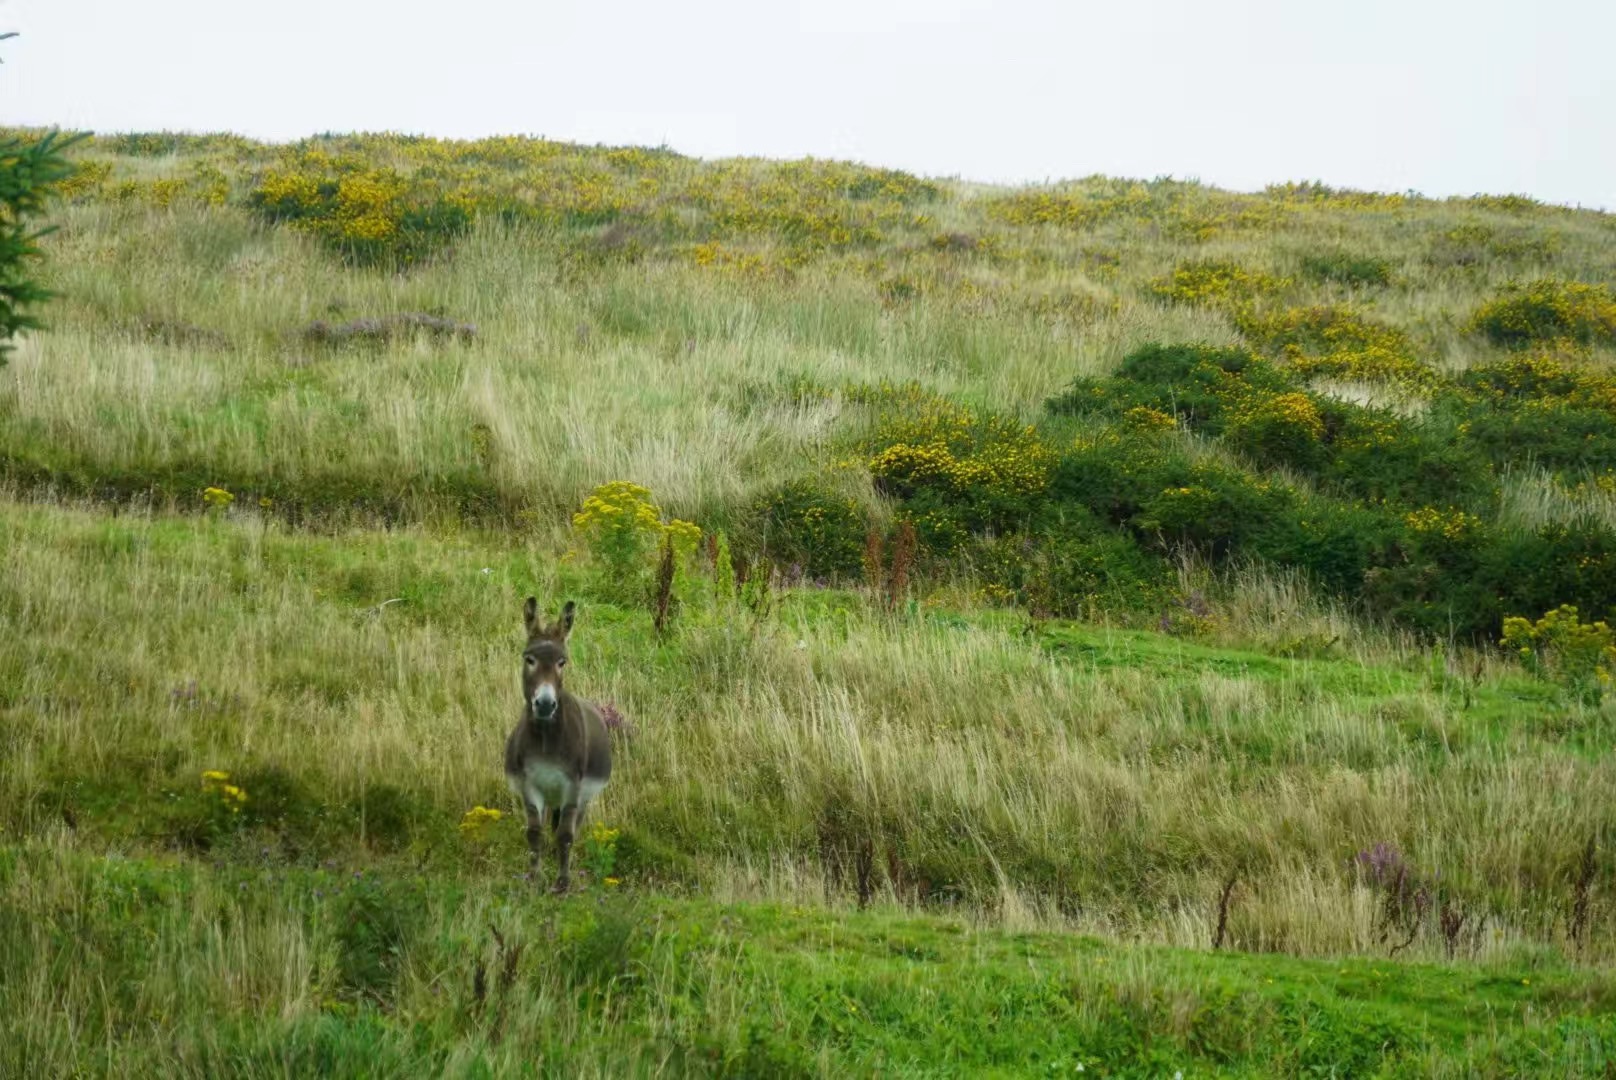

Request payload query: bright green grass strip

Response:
[1,845,1613,1078]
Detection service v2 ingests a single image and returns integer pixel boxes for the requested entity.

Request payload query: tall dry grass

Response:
[3,499,1611,965]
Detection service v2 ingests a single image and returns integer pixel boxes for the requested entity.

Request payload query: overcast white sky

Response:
[2,0,1613,208]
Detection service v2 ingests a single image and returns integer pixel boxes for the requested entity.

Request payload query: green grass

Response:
[5,843,1614,1078]
[4,498,1612,965]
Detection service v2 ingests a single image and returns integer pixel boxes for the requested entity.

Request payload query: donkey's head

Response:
[522,597,575,722]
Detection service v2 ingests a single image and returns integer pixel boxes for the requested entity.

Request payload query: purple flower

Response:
[599,702,634,737]
[1353,841,1406,887]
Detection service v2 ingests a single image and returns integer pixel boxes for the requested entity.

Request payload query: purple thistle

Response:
[599,702,634,737]
[1353,841,1407,888]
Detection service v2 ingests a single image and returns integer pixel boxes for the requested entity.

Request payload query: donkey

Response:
[504,598,612,893]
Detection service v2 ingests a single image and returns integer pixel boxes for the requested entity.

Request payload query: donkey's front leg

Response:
[552,803,580,894]
[522,797,546,880]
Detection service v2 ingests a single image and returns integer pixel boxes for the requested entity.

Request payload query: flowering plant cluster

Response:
[1501,605,1616,703]
[201,770,248,814]
[571,481,701,604]
[1149,259,1289,308]
[1237,305,1436,391]
[1469,279,1616,349]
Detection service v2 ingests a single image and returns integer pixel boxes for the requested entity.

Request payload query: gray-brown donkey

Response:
[504,598,612,893]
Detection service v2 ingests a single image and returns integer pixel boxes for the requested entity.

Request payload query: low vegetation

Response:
[3,128,1615,1074]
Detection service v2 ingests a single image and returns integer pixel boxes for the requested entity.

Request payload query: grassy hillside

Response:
[3,131,1616,1074]
[5,132,1616,637]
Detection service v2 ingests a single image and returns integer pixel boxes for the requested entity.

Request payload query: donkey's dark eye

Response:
[524,656,536,668]
[556,658,566,668]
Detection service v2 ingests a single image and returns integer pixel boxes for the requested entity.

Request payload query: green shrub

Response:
[1468,279,1616,349]
[1401,506,1491,569]
[974,523,1170,617]
[1114,342,1268,387]
[1237,305,1435,390]
[984,182,1153,229]
[1428,223,1560,269]
[1461,402,1616,474]
[99,131,253,158]
[1361,513,1494,637]
[571,481,702,605]
[1134,464,1295,558]
[1222,391,1327,470]
[1042,376,1116,421]
[1056,433,1296,558]
[752,479,867,578]
[1047,344,1290,435]
[1365,515,1616,639]
[840,164,941,202]
[1249,497,1397,596]
[1317,402,1496,509]
[572,481,663,589]
[1460,351,1616,412]
[1298,251,1394,288]
[1483,519,1616,633]
[1035,330,1616,639]
[1051,431,1188,528]
[1238,305,1407,357]
[1054,345,1496,509]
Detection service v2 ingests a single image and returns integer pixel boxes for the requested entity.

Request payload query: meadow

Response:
[3,130,1616,1075]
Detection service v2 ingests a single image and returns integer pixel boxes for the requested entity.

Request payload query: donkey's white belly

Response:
[516,761,605,810]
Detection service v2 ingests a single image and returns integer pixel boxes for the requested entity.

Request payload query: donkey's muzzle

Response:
[532,687,558,721]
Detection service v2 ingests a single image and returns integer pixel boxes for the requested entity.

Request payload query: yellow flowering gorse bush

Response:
[1150,260,1290,309]
[1238,305,1436,391]
[1222,391,1326,464]
[1463,351,1616,414]
[1470,280,1616,349]
[1404,507,1484,542]
[866,400,1055,501]
[1122,406,1178,432]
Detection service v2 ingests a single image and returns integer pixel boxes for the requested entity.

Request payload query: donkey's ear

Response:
[555,600,577,640]
[523,596,540,634]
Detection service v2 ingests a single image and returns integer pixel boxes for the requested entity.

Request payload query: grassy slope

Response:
[3,133,1613,523]
[4,134,1616,1074]
[4,498,1615,1075]
[5,844,1615,1078]
[6,498,1609,948]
